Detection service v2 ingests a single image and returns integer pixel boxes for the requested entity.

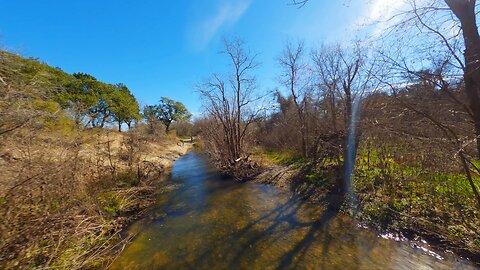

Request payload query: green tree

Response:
[57,73,101,127]
[58,73,133,129]
[88,82,113,128]
[109,83,141,131]
[143,105,159,133]
[143,97,191,133]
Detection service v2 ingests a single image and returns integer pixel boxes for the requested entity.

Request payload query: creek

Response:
[109,153,478,269]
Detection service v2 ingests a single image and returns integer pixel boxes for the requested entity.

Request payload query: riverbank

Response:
[251,154,480,266]
[0,128,192,269]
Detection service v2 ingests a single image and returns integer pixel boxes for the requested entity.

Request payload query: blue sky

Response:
[0,0,398,115]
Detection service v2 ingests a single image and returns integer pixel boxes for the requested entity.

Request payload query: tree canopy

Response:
[109,83,142,131]
[143,97,191,132]
[57,73,140,130]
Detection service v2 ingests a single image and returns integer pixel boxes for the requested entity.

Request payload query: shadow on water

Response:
[277,192,344,269]
[183,191,345,269]
[110,153,479,270]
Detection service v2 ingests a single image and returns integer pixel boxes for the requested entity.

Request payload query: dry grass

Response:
[0,127,191,269]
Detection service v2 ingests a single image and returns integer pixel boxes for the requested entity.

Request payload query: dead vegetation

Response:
[0,124,188,269]
[0,50,191,269]
[0,124,190,269]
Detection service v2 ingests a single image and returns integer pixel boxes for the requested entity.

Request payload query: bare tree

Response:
[313,45,341,133]
[198,38,262,173]
[313,43,374,129]
[443,0,480,157]
[312,42,379,192]
[369,0,480,206]
[375,43,480,207]
[278,40,311,158]
[298,0,480,157]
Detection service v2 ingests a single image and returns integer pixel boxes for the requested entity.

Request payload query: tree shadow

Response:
[145,157,353,269]
[277,189,345,269]
[184,183,348,269]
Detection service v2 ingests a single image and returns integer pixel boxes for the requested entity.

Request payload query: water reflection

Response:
[110,153,478,270]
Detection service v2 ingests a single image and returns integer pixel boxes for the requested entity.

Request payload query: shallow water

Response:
[110,153,478,270]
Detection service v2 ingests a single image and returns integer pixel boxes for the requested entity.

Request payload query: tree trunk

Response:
[331,89,337,133]
[446,0,480,158]
[301,125,307,158]
[118,122,122,132]
[291,69,308,158]
[462,9,480,159]
[236,75,242,161]
[340,78,355,194]
[100,117,106,128]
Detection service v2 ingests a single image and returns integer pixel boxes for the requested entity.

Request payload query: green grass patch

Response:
[262,148,305,166]
[98,191,124,216]
[116,172,139,187]
[353,146,480,253]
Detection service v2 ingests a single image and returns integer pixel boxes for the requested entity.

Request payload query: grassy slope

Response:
[0,51,191,269]
[0,51,74,101]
